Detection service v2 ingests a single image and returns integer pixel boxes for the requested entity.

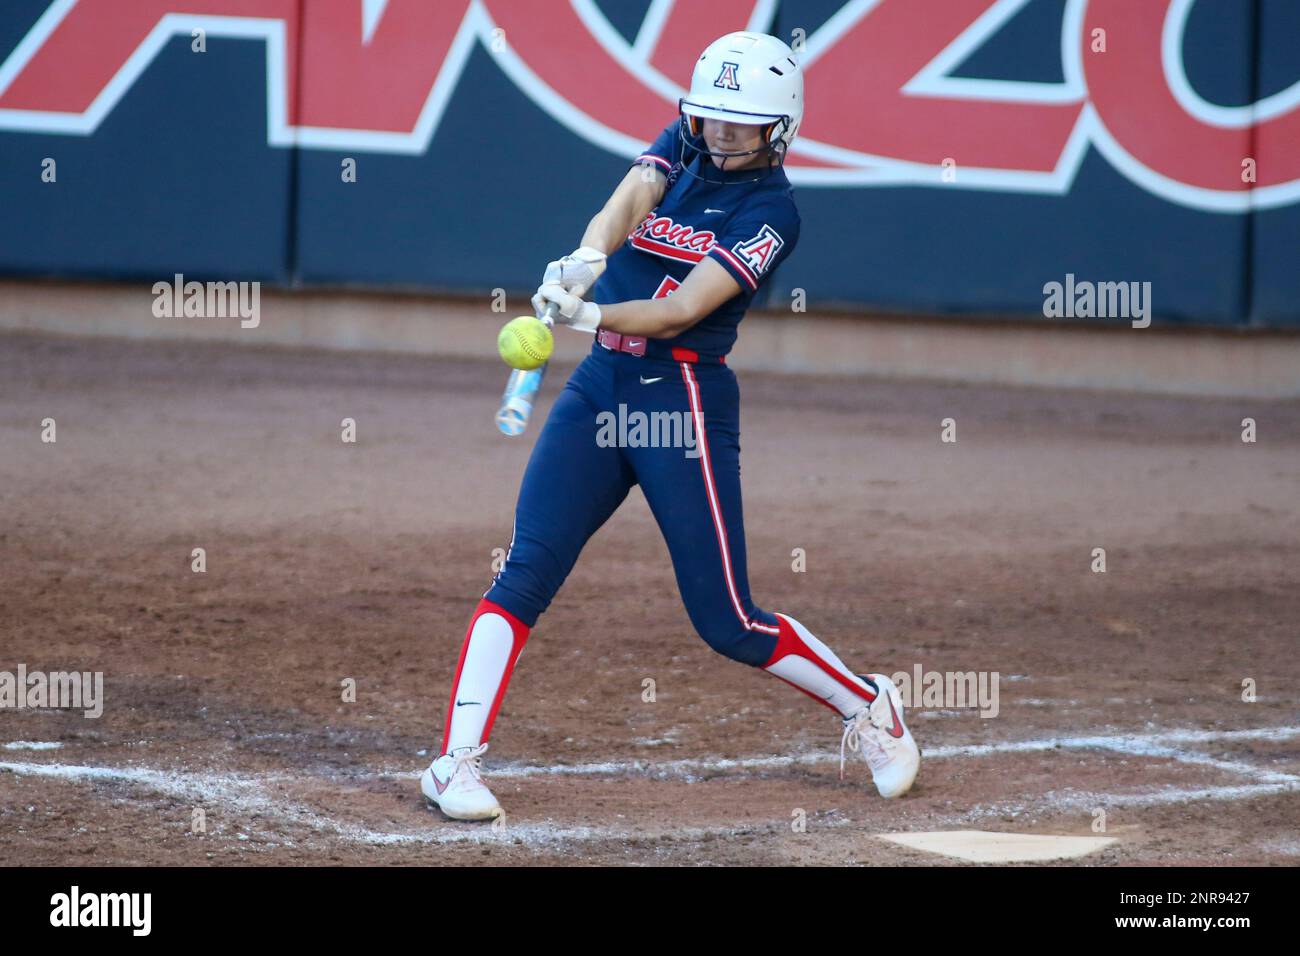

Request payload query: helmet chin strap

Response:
[677,116,788,185]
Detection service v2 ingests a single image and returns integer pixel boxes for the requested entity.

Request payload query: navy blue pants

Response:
[485,343,781,666]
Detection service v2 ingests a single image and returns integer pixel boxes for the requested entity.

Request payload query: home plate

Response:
[878,830,1117,863]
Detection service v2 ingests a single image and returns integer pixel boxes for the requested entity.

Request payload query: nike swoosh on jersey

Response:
[640,376,664,385]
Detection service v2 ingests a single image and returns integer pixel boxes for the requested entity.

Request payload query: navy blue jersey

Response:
[589,118,801,358]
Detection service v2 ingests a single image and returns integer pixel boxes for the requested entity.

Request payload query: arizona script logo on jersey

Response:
[1,0,1297,211]
[630,213,718,263]
[631,215,782,291]
[714,61,741,91]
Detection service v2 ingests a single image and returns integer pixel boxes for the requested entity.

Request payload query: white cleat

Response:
[840,673,921,799]
[420,743,503,821]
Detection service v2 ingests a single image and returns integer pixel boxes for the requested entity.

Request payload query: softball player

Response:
[422,32,920,820]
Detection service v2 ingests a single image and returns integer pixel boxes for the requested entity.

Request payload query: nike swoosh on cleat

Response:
[883,695,905,738]
[455,700,481,707]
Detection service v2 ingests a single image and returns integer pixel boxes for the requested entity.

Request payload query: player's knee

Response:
[486,555,562,627]
[696,622,773,668]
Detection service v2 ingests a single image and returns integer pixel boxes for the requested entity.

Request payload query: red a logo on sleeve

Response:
[732,225,785,276]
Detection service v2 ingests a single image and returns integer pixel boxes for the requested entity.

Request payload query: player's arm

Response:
[540,257,741,338]
[579,164,667,257]
[531,164,667,314]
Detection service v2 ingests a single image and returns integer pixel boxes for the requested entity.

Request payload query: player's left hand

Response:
[541,246,607,298]
[533,283,601,333]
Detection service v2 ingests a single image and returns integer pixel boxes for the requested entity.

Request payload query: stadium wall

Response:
[0,1,1298,329]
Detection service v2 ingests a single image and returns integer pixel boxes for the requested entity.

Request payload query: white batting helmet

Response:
[679,31,804,167]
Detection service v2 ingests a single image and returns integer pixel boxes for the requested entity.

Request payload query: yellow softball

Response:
[497,315,554,370]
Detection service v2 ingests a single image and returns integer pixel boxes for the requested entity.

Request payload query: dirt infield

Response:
[1,330,1298,866]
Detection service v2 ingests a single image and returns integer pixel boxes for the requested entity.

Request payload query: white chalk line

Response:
[0,758,847,848]
[367,724,1300,783]
[3,724,1297,848]
[1082,739,1299,785]
[1052,781,1299,809]
[963,780,1300,823]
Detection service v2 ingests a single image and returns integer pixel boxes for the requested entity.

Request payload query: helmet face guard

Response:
[676,31,804,184]
[677,99,792,185]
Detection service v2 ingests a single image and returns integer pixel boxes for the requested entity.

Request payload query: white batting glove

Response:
[533,282,601,333]
[541,246,607,297]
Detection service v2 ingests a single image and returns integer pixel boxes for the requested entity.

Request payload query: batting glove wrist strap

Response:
[535,283,601,333]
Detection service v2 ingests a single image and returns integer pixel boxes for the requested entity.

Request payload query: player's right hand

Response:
[533,283,601,333]
[540,246,607,298]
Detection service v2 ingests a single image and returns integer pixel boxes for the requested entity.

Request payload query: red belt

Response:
[595,328,725,365]
[595,328,646,356]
